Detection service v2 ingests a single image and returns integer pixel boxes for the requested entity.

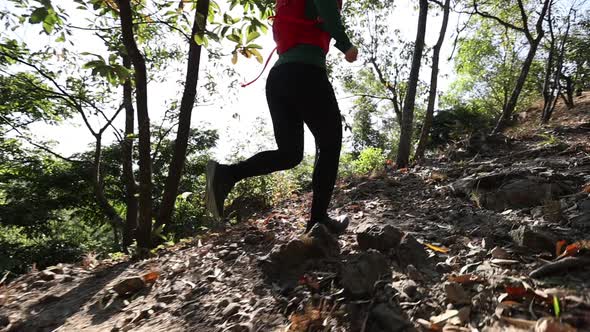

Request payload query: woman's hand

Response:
[345,46,358,63]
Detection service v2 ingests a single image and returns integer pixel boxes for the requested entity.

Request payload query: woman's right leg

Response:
[229,65,305,181]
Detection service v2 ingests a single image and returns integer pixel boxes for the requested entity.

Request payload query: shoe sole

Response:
[205,160,221,220]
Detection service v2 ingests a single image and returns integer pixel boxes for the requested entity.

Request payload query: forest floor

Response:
[1,93,590,332]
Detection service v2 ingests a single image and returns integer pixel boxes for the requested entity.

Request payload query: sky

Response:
[4,0,459,161]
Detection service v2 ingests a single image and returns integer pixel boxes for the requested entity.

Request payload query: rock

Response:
[534,317,576,332]
[451,173,574,211]
[398,234,429,268]
[402,280,418,298]
[509,226,556,254]
[444,282,471,305]
[39,270,56,281]
[31,280,47,288]
[0,314,9,328]
[244,233,262,245]
[217,298,230,309]
[356,223,403,252]
[436,262,452,274]
[261,224,339,278]
[113,276,145,296]
[367,303,411,332]
[46,265,65,274]
[406,265,422,281]
[222,303,241,318]
[482,177,572,211]
[226,251,239,260]
[339,250,390,299]
[307,223,340,257]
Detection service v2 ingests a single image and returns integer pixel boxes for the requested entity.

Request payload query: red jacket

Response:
[272,0,341,54]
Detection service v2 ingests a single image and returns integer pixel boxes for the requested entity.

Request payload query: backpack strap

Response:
[241,47,278,88]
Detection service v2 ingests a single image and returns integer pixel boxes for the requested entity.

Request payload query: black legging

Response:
[228,62,342,222]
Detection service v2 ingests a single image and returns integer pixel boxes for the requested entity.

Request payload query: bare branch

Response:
[471,1,526,34]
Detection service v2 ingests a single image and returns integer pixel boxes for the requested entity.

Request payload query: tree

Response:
[414,0,451,162]
[471,0,552,132]
[396,0,428,168]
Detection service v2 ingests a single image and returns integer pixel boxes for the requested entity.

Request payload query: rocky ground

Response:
[1,94,590,332]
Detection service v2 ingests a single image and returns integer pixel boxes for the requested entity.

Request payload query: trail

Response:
[1,93,590,332]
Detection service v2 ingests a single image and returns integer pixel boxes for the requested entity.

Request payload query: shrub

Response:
[352,147,386,174]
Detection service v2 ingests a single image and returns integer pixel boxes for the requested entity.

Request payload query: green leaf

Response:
[193,33,208,47]
[227,34,241,43]
[553,296,561,318]
[223,13,233,24]
[246,31,260,44]
[246,44,262,49]
[29,7,48,24]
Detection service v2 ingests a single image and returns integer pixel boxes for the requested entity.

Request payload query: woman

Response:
[206,0,358,234]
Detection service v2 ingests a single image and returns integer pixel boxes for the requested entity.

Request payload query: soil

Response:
[1,93,589,332]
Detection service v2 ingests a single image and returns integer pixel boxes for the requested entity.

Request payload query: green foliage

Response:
[352,147,386,174]
[0,219,114,275]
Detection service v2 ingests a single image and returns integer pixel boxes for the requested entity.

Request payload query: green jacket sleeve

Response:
[313,0,353,53]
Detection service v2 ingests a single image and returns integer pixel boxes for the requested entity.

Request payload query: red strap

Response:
[241,47,278,88]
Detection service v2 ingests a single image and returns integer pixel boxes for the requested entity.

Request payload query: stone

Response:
[398,234,429,268]
[226,251,239,260]
[0,314,9,328]
[244,233,262,245]
[367,303,411,332]
[307,223,340,257]
[340,250,390,299]
[217,298,230,309]
[356,223,403,252]
[31,280,47,288]
[509,226,556,254]
[113,276,145,296]
[222,303,241,318]
[444,282,471,305]
[39,270,56,281]
[402,280,418,298]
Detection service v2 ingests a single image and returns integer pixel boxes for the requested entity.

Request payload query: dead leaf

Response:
[447,274,486,284]
[491,247,510,259]
[582,183,590,193]
[430,309,460,326]
[425,243,450,254]
[490,258,520,265]
[142,271,159,284]
[556,240,567,257]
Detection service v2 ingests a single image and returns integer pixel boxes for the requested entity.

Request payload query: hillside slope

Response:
[1,95,590,332]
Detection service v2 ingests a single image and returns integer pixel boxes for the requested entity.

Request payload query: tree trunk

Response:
[491,0,551,133]
[121,55,138,250]
[544,14,573,122]
[156,0,210,232]
[493,36,542,133]
[414,0,450,162]
[542,7,556,123]
[395,0,428,168]
[118,0,153,249]
[92,135,124,250]
[562,74,575,109]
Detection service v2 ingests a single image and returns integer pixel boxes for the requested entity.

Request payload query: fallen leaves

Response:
[425,243,450,254]
[447,274,486,285]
